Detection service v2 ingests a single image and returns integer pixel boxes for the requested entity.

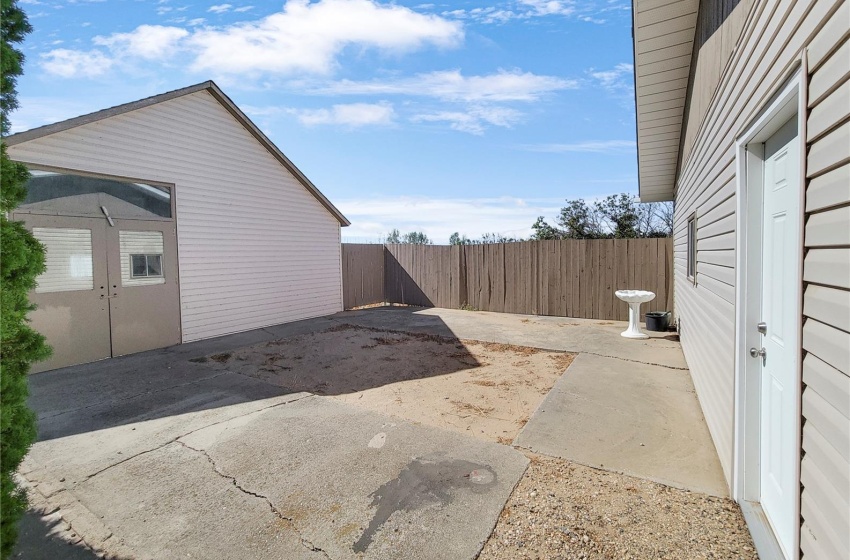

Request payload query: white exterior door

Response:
[758,116,800,558]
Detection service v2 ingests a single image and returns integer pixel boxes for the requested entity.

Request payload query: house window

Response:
[130,254,163,278]
[687,214,697,281]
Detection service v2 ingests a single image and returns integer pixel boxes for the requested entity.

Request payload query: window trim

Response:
[686,213,697,283]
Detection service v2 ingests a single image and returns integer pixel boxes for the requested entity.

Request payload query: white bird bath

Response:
[615,290,656,339]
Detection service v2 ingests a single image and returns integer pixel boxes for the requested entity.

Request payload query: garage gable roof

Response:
[6,81,350,226]
[632,0,700,202]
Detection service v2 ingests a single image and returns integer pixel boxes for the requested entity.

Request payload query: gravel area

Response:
[479,454,758,560]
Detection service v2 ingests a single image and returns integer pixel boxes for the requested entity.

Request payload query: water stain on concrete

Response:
[353,458,496,553]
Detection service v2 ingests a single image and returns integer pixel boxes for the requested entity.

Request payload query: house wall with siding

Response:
[8,90,344,342]
[800,4,850,557]
[672,0,847,496]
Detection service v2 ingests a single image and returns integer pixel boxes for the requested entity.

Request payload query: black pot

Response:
[645,311,671,332]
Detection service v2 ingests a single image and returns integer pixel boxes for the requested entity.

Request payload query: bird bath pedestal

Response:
[615,290,656,339]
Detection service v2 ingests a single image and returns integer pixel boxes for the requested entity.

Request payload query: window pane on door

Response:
[131,255,148,277]
[120,231,165,286]
[146,255,163,277]
[32,228,94,293]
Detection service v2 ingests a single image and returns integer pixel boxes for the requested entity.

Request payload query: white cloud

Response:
[412,105,522,134]
[187,17,206,25]
[521,140,636,153]
[42,0,463,79]
[518,0,575,16]
[189,0,463,75]
[442,0,575,24]
[40,49,113,78]
[590,62,633,92]
[234,5,253,12]
[292,102,396,127]
[441,0,618,25]
[320,69,576,102]
[93,25,188,60]
[338,196,564,243]
[208,3,232,13]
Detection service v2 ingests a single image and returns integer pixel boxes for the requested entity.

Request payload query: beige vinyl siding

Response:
[8,91,343,342]
[800,6,850,557]
[673,0,848,489]
[801,9,850,556]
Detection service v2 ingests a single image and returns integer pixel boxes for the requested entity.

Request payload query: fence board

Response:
[341,244,385,309]
[343,239,674,320]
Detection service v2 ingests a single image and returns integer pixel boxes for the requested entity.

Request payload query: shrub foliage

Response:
[1,0,50,556]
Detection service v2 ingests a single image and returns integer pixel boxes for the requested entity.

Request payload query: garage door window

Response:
[131,254,163,278]
[120,231,165,286]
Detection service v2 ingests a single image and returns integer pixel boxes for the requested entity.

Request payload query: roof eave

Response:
[632,0,699,203]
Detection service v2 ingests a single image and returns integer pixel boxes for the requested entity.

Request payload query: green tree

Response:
[385,228,401,243]
[558,199,604,239]
[1,1,50,556]
[449,232,469,245]
[595,194,639,239]
[401,231,430,245]
[531,216,563,240]
[479,232,520,243]
[533,194,673,240]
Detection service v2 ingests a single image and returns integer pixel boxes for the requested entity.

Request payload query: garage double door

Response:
[14,169,181,373]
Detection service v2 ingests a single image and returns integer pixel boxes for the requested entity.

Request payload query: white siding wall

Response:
[9,91,343,342]
[673,0,847,488]
[800,5,850,557]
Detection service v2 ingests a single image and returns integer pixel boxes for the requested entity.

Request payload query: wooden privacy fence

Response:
[341,243,385,309]
[342,238,673,321]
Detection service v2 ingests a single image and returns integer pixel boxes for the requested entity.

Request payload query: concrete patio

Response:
[17,306,728,559]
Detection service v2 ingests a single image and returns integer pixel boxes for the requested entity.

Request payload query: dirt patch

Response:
[197,323,573,443]
[479,455,757,560]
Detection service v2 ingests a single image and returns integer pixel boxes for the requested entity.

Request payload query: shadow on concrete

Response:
[28,310,476,442]
[13,510,114,560]
[191,322,480,398]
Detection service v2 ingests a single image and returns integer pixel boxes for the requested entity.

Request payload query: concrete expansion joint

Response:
[174,440,332,560]
[582,351,689,371]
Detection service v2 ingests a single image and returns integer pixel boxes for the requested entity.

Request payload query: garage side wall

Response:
[673,0,846,487]
[8,91,344,342]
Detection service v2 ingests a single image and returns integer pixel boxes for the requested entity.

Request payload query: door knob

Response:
[750,347,766,365]
[757,322,767,334]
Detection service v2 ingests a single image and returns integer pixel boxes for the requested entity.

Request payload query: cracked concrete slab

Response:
[27,381,308,486]
[513,353,728,496]
[72,441,325,560]
[26,396,527,559]
[18,306,720,558]
[177,396,528,559]
[23,363,527,560]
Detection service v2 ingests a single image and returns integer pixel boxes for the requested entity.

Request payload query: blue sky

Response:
[14,0,638,243]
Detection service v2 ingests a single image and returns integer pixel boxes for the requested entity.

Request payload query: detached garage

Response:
[7,81,350,373]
